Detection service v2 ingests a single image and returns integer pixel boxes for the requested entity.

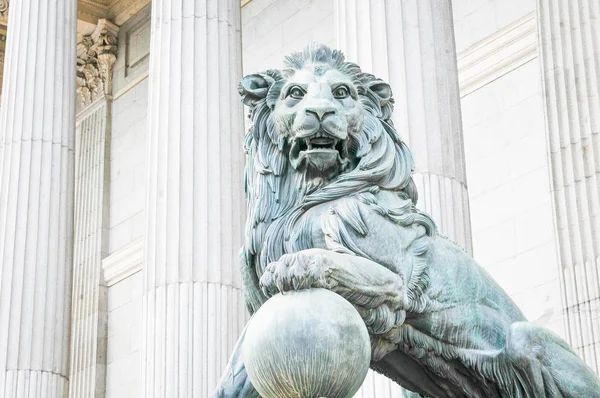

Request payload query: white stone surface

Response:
[109,79,148,253]
[453,0,536,53]
[70,99,112,398]
[105,272,143,398]
[242,0,335,74]
[457,11,537,97]
[102,238,144,287]
[537,0,600,373]
[112,4,151,95]
[142,0,247,396]
[0,0,77,396]
[457,13,563,338]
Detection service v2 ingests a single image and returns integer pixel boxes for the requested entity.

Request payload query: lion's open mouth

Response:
[289,131,349,176]
[297,131,344,153]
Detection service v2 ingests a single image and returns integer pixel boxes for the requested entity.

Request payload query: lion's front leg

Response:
[260,248,406,335]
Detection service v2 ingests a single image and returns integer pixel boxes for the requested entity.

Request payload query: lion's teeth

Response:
[302,138,309,150]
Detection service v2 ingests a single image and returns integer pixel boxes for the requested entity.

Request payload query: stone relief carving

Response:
[76,19,119,109]
[215,44,600,397]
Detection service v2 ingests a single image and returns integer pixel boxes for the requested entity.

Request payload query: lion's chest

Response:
[287,202,338,253]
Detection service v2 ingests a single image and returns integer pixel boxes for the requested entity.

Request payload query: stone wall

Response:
[461,61,562,333]
[109,80,148,253]
[103,7,150,397]
[108,5,150,254]
[453,0,536,53]
[454,0,563,336]
[106,272,143,397]
[242,0,335,73]
[105,61,147,397]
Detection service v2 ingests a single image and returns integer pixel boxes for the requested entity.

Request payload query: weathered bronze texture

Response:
[216,44,600,398]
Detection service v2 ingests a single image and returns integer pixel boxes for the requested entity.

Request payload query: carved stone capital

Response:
[76,19,119,109]
[0,0,8,19]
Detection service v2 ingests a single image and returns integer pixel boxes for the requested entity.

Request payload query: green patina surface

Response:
[216,44,600,398]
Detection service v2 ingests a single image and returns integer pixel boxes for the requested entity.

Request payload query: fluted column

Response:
[69,20,119,398]
[0,0,77,396]
[335,1,471,395]
[142,0,246,396]
[335,0,472,254]
[537,0,600,374]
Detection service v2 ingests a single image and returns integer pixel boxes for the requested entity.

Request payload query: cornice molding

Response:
[102,238,143,286]
[80,0,109,9]
[93,0,247,28]
[113,70,149,100]
[457,11,537,98]
[109,0,150,26]
[78,0,109,25]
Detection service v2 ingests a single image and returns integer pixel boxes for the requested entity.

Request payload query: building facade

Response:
[0,0,597,397]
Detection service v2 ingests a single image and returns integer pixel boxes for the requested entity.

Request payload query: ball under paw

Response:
[243,288,371,398]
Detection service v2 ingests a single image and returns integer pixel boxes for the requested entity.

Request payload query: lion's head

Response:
[240,44,411,190]
[270,56,365,181]
[239,44,419,313]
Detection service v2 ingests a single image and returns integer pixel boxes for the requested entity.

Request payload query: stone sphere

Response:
[243,288,371,398]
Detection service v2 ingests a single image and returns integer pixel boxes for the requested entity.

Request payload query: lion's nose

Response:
[305,107,336,121]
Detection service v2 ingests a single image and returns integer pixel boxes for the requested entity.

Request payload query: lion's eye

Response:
[288,86,305,99]
[333,86,350,99]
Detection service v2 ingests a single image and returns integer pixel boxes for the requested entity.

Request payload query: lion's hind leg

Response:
[506,322,600,398]
[215,323,261,398]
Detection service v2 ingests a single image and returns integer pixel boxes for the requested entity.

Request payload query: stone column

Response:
[334,0,471,395]
[142,0,246,396]
[335,0,472,254]
[69,20,119,398]
[537,0,600,374]
[0,0,77,396]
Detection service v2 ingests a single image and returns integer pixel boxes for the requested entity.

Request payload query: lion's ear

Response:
[239,73,275,107]
[367,81,393,106]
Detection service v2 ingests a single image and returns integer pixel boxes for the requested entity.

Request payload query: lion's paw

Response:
[259,250,335,297]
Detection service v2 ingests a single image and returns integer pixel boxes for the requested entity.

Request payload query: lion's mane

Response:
[239,44,431,314]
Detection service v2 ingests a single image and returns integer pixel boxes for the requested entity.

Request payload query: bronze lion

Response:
[216,44,600,398]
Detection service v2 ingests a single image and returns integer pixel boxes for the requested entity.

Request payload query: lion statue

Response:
[215,44,600,397]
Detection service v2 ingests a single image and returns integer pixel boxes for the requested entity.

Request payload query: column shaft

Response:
[0,0,77,396]
[68,21,118,398]
[335,0,472,253]
[335,1,471,395]
[537,0,600,373]
[69,100,111,398]
[142,0,247,396]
